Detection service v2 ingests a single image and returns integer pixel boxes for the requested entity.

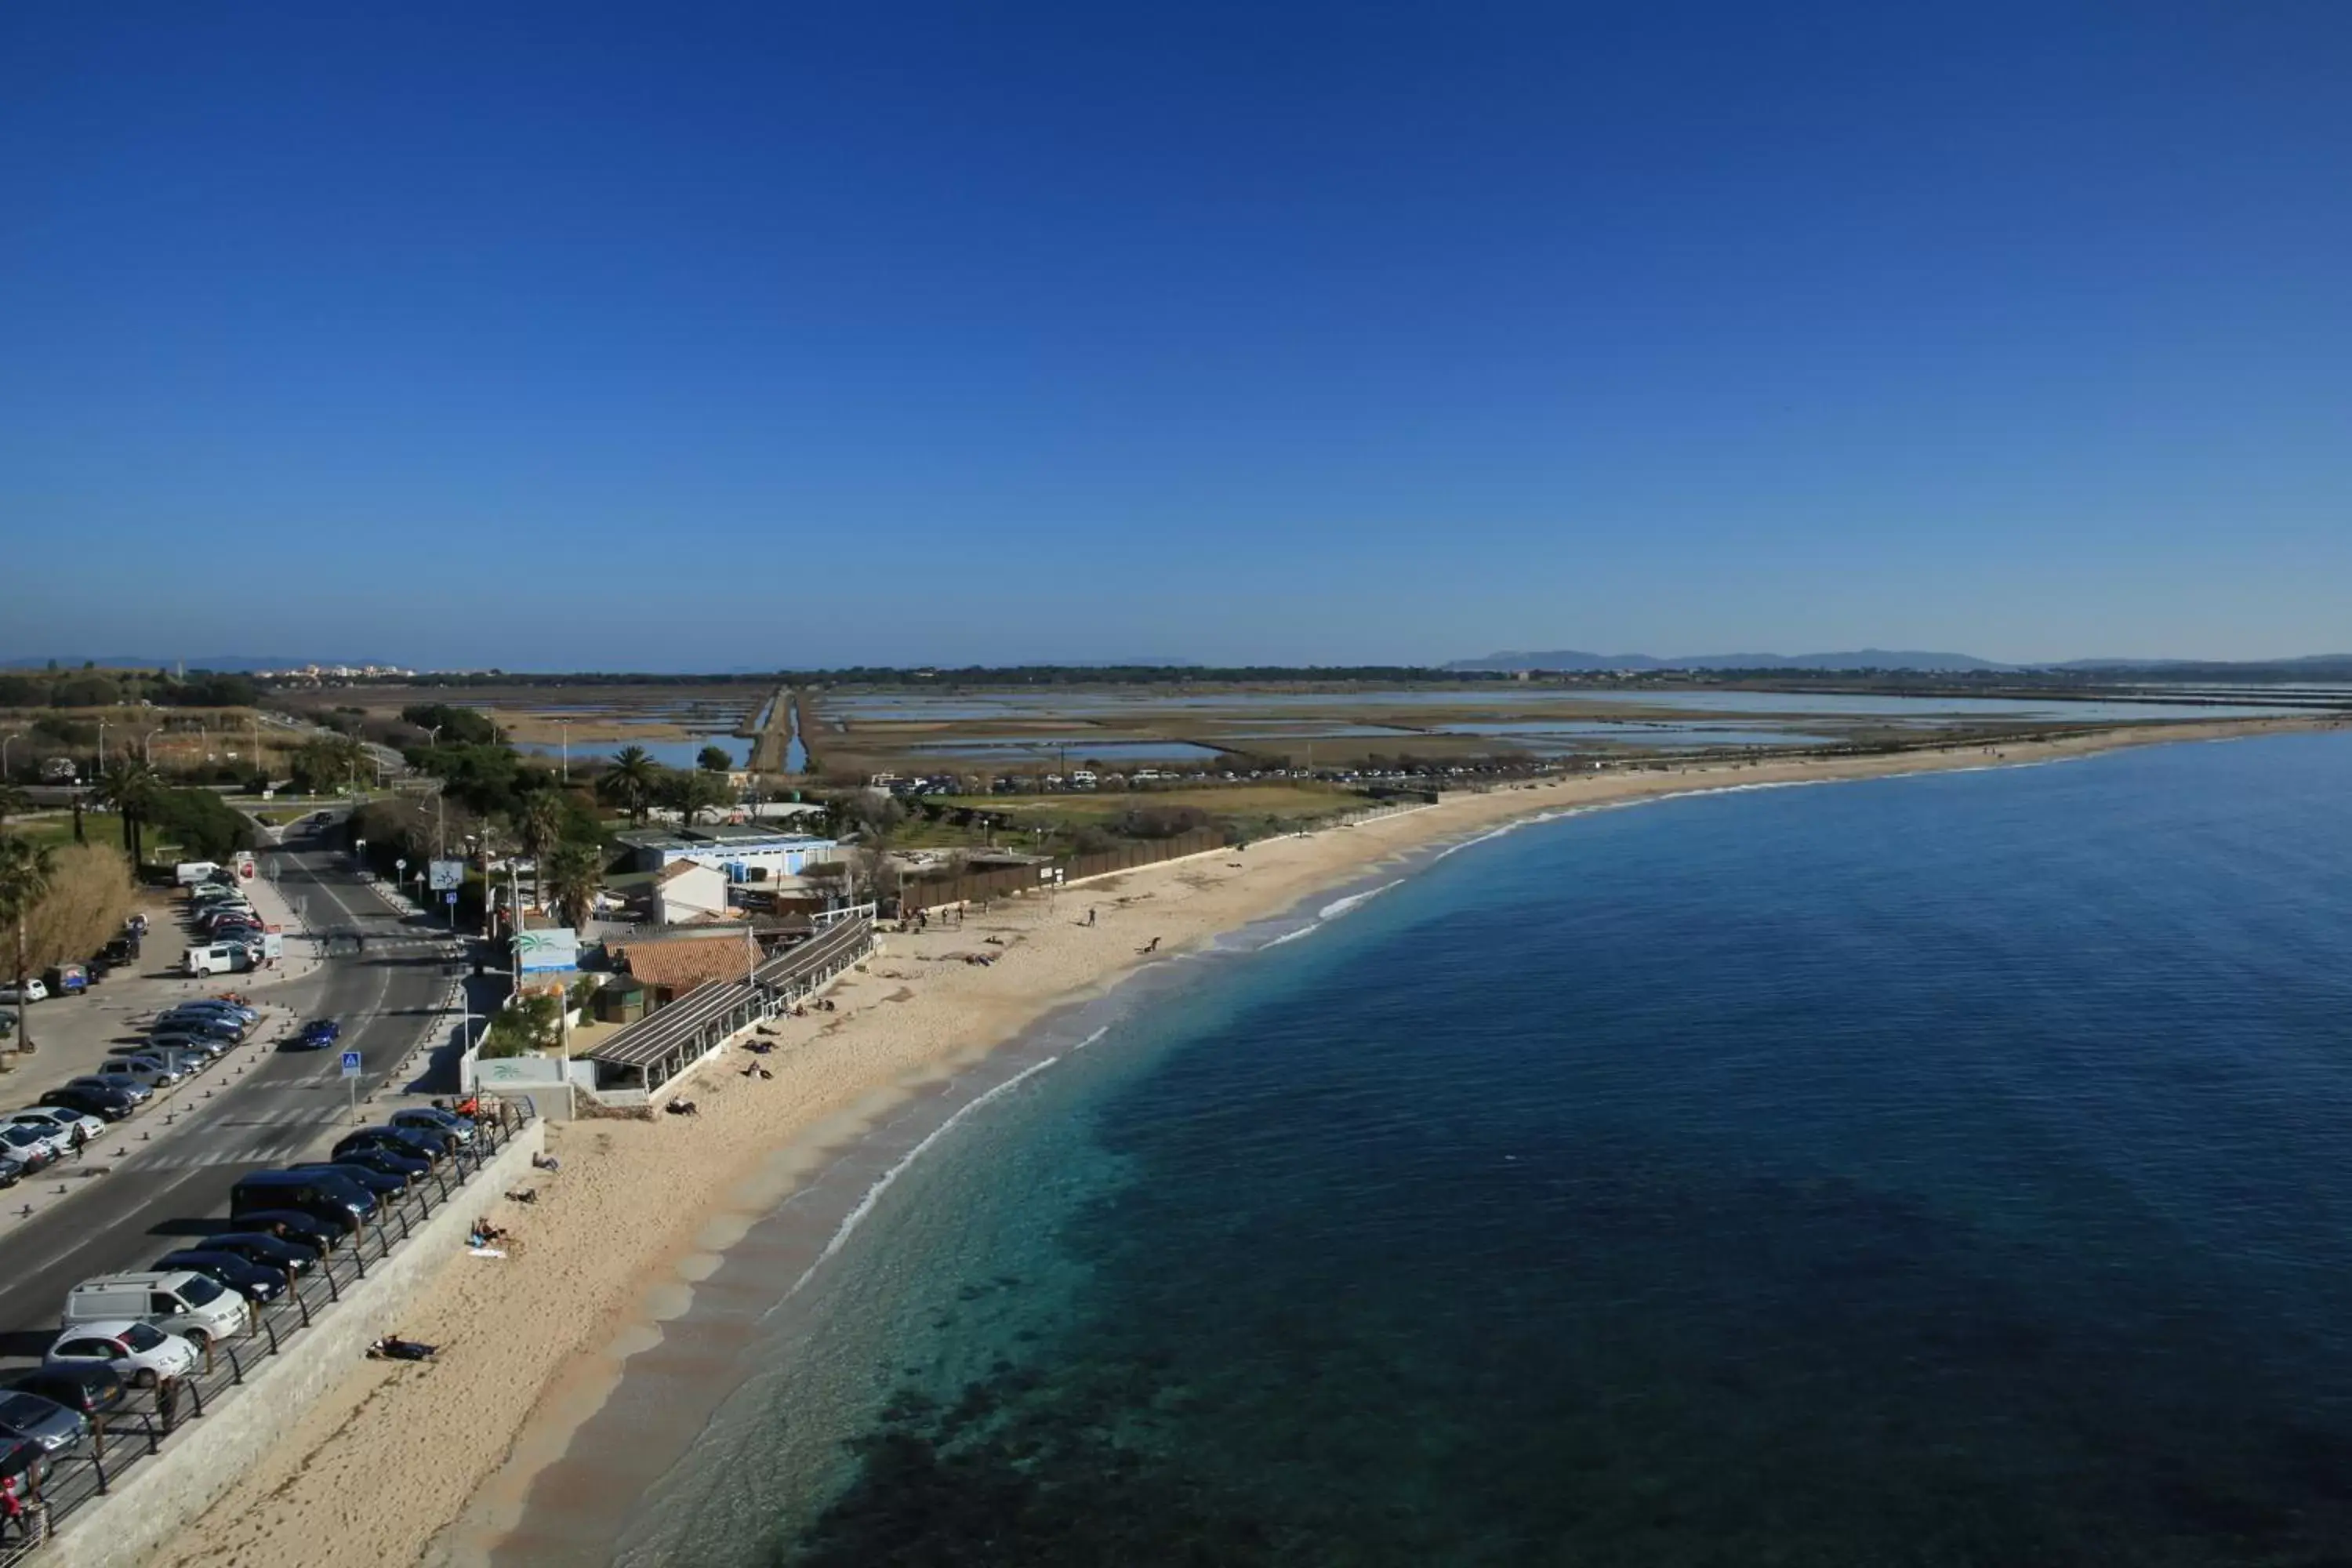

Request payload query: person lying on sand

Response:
[368,1335,437,1362]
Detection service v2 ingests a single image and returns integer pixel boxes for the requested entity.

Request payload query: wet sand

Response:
[146,717,2339,1568]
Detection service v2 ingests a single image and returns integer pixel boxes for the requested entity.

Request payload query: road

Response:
[0,826,464,1361]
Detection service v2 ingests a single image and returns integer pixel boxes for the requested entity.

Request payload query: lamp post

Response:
[96,720,107,771]
[2,733,19,780]
[558,720,570,783]
[141,729,160,766]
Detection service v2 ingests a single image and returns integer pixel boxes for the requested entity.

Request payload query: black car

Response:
[199,1230,319,1276]
[39,1084,134,1122]
[288,1161,407,1201]
[326,1141,432,1184]
[154,1249,285,1305]
[3,1364,127,1421]
[340,1124,448,1165]
[228,1209,343,1253]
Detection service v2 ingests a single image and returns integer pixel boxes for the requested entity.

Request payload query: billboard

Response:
[515,927,581,974]
[427,859,466,892]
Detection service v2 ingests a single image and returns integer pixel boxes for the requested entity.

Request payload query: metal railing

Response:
[0,1102,530,1560]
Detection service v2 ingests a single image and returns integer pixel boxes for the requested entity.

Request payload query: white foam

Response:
[768,1053,1066,1314]
[1258,922,1321,949]
[1319,879,1403,920]
[1069,1025,1109,1051]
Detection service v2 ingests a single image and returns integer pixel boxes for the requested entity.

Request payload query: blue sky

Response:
[3,2,2347,669]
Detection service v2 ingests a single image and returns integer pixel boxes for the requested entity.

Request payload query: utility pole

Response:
[559,720,570,783]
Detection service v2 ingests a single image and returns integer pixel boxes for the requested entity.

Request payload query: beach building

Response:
[615,823,838,886]
[652,859,731,924]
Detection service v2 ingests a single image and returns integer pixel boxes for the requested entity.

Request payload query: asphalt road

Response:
[0,828,463,1361]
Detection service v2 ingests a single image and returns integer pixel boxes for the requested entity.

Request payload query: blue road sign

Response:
[339,1050,362,1077]
[445,890,459,905]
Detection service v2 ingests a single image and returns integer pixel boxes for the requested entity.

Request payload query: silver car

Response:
[0,1389,88,1454]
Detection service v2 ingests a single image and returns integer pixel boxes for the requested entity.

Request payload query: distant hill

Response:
[1446,648,2009,673]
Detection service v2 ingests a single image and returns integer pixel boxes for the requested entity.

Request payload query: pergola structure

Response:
[583,912,873,1098]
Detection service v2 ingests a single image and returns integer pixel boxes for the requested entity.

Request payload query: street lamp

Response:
[2,733,19,779]
[558,720,570,782]
[141,729,160,766]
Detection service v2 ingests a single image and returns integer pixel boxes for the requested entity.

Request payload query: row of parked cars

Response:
[180,878,278,978]
[0,916,145,1015]
[0,996,268,1189]
[0,1105,488,1475]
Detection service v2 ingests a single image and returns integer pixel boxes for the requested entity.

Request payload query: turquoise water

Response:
[608,731,2352,1567]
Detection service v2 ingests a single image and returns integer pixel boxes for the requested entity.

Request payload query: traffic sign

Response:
[339,1050,362,1077]
[444,891,459,906]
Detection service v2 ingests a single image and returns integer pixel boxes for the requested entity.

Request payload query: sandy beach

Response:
[147,716,2339,1568]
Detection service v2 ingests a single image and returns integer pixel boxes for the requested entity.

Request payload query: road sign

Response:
[428,858,465,891]
[339,1050,362,1077]
[444,891,459,905]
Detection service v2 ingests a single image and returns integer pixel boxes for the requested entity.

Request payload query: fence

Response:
[899,829,1229,914]
[0,1102,533,1568]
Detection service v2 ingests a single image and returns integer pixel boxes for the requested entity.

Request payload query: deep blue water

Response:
[619,731,2352,1567]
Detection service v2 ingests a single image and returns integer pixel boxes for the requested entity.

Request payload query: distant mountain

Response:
[1446,648,2009,673]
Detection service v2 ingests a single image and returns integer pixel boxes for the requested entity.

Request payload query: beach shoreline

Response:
[147,716,2342,1568]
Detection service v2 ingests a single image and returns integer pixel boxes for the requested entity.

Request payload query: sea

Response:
[580,728,2352,1567]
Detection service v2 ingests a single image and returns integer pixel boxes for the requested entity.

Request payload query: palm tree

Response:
[0,836,56,1062]
[514,792,563,911]
[92,757,163,866]
[543,841,604,932]
[597,746,660,826]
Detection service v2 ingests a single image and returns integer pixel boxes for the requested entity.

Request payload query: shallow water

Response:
[598,731,2352,1567]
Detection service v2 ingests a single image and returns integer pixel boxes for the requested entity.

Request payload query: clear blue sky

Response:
[4,2,2347,670]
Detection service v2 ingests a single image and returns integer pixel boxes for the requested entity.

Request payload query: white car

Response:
[100,1056,187,1090]
[7,1108,103,1146]
[44,1320,200,1388]
[0,1123,66,1167]
[0,979,48,1005]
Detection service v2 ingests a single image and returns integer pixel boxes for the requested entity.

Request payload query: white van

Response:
[174,861,222,887]
[62,1269,249,1348]
[184,944,247,978]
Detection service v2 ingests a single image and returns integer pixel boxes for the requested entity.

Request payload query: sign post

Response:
[340,1049,362,1123]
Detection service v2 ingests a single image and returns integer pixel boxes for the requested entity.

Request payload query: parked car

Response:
[288,1161,407,1201]
[0,1124,61,1171]
[39,1085,136,1123]
[44,1321,200,1388]
[172,998,257,1025]
[42,964,89,996]
[2,1364,125,1422]
[0,1388,90,1454]
[149,1032,234,1062]
[390,1107,478,1149]
[224,1209,343,1254]
[230,1172,374,1233]
[0,979,47,1005]
[154,1011,238,1035]
[294,1018,341,1050]
[152,1250,284,1305]
[338,1124,448,1165]
[99,1054,186,1090]
[63,1270,248,1349]
[9,1107,102,1145]
[0,1155,24,1189]
[70,1073,153,1106]
[198,1230,320,1276]
[326,1140,431,1184]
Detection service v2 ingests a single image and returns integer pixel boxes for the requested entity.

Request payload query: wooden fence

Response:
[899,828,1228,914]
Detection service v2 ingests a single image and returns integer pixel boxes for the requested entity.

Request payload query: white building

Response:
[652,859,731,924]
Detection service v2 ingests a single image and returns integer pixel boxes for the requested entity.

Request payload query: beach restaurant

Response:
[578,909,874,1101]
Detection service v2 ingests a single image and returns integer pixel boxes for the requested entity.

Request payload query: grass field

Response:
[935,783,1365,826]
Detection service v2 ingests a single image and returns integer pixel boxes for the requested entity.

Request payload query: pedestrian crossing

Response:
[92,1112,328,1171]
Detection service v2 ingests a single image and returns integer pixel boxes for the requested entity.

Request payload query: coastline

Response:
[149,715,2342,1568]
